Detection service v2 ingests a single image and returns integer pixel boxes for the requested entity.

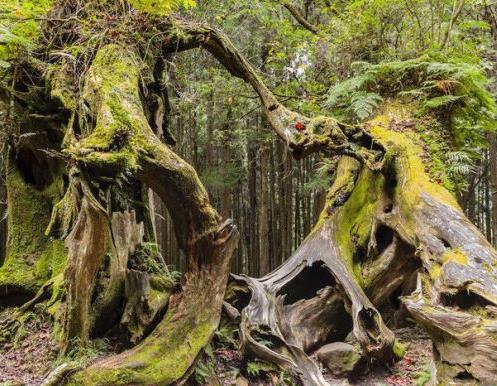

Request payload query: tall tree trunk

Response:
[258,141,270,275]
[489,133,497,246]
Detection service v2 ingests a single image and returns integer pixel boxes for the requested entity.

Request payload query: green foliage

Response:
[128,242,181,284]
[193,344,218,384]
[414,362,432,386]
[446,150,478,180]
[324,57,497,145]
[0,0,52,65]
[128,0,196,15]
[246,359,276,377]
[213,318,238,348]
[303,158,335,193]
[193,359,217,384]
[53,337,108,368]
[350,91,383,120]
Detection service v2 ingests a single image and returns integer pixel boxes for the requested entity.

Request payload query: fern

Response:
[246,360,276,377]
[194,359,217,384]
[446,151,477,178]
[350,92,383,120]
[214,319,238,348]
[422,95,464,110]
[302,159,335,193]
[128,0,196,15]
[0,0,52,64]
[323,55,497,146]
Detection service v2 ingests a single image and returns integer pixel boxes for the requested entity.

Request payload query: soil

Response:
[326,326,434,386]
[0,315,59,386]
[0,321,434,386]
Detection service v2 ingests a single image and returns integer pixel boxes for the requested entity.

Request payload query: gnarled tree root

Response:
[64,220,239,385]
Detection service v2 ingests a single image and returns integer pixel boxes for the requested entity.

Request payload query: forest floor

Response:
[0,313,434,386]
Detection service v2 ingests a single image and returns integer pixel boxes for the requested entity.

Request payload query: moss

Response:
[367,102,461,239]
[335,167,383,285]
[314,156,360,228]
[393,340,408,359]
[370,103,460,209]
[440,249,468,266]
[67,315,216,385]
[70,45,150,171]
[0,158,68,292]
[48,64,78,111]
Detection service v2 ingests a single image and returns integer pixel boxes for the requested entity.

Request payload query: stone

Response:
[235,376,249,386]
[316,342,362,376]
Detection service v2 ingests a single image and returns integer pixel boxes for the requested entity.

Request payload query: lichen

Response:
[367,102,462,234]
[440,249,468,266]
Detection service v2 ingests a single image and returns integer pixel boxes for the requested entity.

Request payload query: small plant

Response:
[53,338,108,368]
[214,318,238,348]
[414,362,433,386]
[128,242,181,284]
[249,324,274,348]
[350,91,383,120]
[246,359,277,377]
[445,150,478,179]
[193,355,218,385]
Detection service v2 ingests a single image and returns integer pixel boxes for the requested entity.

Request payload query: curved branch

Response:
[282,2,320,34]
[165,20,385,167]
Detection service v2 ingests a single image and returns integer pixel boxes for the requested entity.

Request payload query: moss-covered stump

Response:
[32,42,239,384]
[228,104,497,385]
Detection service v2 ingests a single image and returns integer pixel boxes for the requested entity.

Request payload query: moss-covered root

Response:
[230,157,396,386]
[65,220,239,386]
[0,148,67,303]
[67,44,220,250]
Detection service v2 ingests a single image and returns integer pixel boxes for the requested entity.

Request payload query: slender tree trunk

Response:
[258,141,270,275]
[489,133,497,246]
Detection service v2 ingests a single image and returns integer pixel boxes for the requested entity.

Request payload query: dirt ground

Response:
[0,317,59,386]
[326,326,434,386]
[0,322,434,386]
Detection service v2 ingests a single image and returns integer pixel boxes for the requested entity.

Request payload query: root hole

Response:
[15,149,52,189]
[375,225,394,255]
[455,370,474,381]
[440,290,492,310]
[359,308,381,340]
[383,203,393,213]
[440,238,451,249]
[278,261,335,305]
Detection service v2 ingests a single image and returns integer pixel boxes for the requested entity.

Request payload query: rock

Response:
[316,342,363,376]
[235,376,249,386]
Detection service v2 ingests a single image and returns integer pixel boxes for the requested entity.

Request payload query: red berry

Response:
[295,122,306,131]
